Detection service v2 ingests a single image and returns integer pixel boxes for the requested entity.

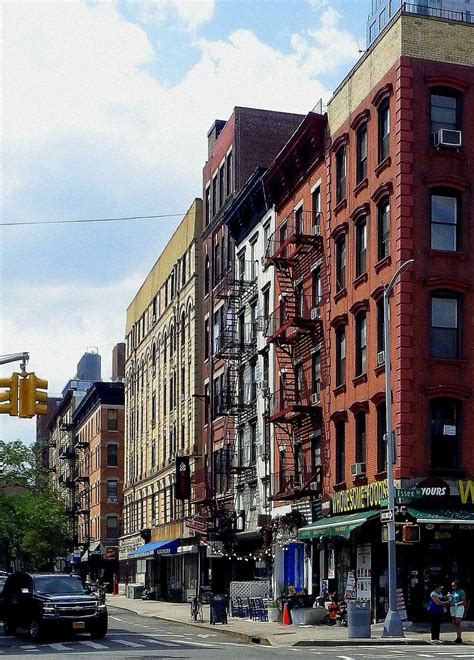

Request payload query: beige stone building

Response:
[120,199,203,600]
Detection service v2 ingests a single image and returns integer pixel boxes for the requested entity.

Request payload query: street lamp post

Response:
[382,259,414,639]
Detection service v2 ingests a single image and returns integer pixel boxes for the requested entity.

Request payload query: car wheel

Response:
[89,623,107,640]
[29,618,43,641]
[3,619,17,636]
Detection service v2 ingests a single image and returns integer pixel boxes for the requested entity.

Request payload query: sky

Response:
[1,0,371,445]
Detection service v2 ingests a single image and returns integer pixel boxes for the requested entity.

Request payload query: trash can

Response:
[347,600,371,638]
[209,594,228,624]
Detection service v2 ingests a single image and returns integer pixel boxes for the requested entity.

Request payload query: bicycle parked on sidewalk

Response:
[190,592,203,622]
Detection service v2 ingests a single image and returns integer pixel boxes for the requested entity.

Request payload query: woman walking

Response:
[428,583,446,643]
[448,580,466,645]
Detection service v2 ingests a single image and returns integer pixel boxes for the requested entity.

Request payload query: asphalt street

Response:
[0,607,473,659]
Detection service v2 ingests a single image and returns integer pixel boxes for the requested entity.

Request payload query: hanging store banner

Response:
[331,479,388,514]
[175,456,191,500]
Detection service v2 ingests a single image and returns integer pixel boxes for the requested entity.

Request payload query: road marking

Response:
[114,638,145,647]
[48,643,74,651]
[141,638,181,647]
[77,640,109,649]
[417,655,435,658]
[336,656,354,660]
[171,639,217,647]
[109,616,125,621]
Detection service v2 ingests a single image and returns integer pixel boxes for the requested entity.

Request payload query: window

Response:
[250,360,257,402]
[335,325,346,387]
[205,187,210,225]
[355,411,366,464]
[378,98,390,162]
[336,235,346,291]
[294,362,304,401]
[250,421,257,464]
[219,165,225,208]
[204,255,210,295]
[107,409,118,431]
[238,427,245,467]
[377,298,385,356]
[356,125,368,183]
[355,312,367,376]
[355,217,367,277]
[377,198,390,260]
[335,420,345,484]
[377,402,387,472]
[430,89,460,137]
[431,397,460,470]
[204,383,209,424]
[312,267,322,307]
[107,443,118,467]
[312,186,321,229]
[336,146,346,204]
[312,350,321,394]
[263,286,270,320]
[181,254,186,286]
[107,480,118,502]
[212,176,217,217]
[295,207,304,235]
[431,190,458,251]
[106,515,118,539]
[151,393,156,428]
[431,292,460,359]
[226,151,232,195]
[295,281,304,317]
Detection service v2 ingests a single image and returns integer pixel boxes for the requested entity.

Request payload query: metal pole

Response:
[382,259,413,638]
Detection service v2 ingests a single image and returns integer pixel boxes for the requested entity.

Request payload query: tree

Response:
[0,439,71,571]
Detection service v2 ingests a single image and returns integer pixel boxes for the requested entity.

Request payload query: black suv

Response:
[2,572,107,640]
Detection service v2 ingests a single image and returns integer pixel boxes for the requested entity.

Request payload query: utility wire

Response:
[0,212,192,227]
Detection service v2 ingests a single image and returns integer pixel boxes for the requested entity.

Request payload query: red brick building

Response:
[262,8,474,619]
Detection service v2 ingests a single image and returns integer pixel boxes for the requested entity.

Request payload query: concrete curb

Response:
[294,639,474,647]
[109,603,272,646]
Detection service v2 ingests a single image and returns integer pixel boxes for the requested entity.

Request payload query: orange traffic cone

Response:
[282,602,291,625]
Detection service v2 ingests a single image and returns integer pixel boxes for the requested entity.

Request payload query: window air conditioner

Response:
[350,462,366,478]
[312,225,321,236]
[258,380,269,391]
[377,350,385,366]
[433,129,462,149]
[108,497,118,503]
[311,307,321,320]
[309,481,319,492]
[311,392,320,405]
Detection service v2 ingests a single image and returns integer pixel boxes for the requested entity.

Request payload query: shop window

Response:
[335,420,345,484]
[355,411,367,464]
[336,146,347,204]
[356,124,368,183]
[355,216,367,277]
[378,98,390,162]
[355,312,367,376]
[430,397,461,470]
[335,325,346,387]
[431,189,459,251]
[377,198,390,261]
[431,291,461,359]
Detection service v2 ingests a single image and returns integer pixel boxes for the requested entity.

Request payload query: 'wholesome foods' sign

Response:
[331,480,388,514]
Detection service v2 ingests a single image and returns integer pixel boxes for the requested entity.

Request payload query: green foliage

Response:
[0,439,70,571]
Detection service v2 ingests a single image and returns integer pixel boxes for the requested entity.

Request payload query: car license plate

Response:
[73,621,85,630]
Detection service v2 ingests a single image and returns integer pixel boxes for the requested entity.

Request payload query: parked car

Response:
[2,572,107,640]
[0,574,8,620]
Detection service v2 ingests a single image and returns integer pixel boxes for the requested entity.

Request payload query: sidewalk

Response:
[108,594,474,647]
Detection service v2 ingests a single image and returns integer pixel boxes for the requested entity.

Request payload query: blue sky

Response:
[1,0,370,444]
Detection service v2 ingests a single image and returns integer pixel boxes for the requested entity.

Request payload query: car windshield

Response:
[35,576,89,595]
[0,577,7,591]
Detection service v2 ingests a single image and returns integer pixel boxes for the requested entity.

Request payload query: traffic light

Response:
[402,524,420,543]
[18,372,48,418]
[0,373,19,416]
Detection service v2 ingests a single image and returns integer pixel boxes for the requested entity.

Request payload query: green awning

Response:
[298,510,380,540]
[407,508,474,525]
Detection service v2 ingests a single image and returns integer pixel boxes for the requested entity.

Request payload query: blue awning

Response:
[128,539,180,559]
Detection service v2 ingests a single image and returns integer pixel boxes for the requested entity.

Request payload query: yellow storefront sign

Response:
[459,480,474,505]
[331,479,388,514]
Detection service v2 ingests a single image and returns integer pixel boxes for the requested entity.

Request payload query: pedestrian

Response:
[427,583,446,643]
[448,579,466,645]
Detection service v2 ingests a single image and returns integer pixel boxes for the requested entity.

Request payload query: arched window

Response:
[430,397,461,469]
[152,343,156,368]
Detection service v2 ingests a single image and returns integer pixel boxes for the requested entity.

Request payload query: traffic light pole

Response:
[382,260,413,639]
[0,352,29,369]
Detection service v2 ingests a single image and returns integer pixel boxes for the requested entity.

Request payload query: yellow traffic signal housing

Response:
[0,373,19,416]
[19,372,48,418]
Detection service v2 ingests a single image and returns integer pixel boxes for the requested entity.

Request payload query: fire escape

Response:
[58,421,77,540]
[73,431,90,548]
[264,209,325,501]
[214,259,259,497]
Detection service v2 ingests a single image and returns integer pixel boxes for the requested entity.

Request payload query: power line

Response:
[0,212,191,227]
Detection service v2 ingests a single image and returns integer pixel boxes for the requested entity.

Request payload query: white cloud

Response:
[132,0,215,32]
[1,1,360,444]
